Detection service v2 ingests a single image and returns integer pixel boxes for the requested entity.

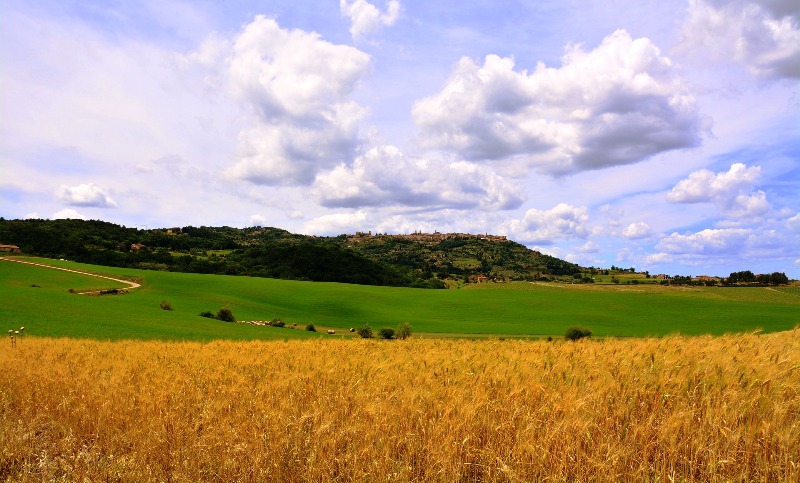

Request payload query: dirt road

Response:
[0,257,141,290]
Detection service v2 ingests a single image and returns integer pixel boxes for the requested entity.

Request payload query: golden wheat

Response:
[1,331,798,482]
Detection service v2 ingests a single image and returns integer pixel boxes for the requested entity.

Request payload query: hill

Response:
[0,218,580,288]
[1,257,797,341]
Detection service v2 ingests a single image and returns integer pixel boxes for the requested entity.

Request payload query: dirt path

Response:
[0,257,141,290]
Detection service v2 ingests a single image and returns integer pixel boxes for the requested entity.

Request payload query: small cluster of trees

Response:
[727,271,789,286]
[357,322,413,340]
[199,307,235,322]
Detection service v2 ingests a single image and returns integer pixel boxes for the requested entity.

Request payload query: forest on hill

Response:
[0,218,581,288]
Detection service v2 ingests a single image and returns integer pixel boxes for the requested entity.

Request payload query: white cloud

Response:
[503,203,590,245]
[303,210,369,235]
[249,214,267,226]
[657,228,750,255]
[413,29,703,175]
[622,221,652,239]
[225,16,371,185]
[56,183,117,208]
[679,0,800,79]
[312,145,525,210]
[577,240,600,253]
[52,208,87,220]
[340,0,401,39]
[667,163,770,218]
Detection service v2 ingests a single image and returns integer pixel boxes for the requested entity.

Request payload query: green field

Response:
[1,256,798,341]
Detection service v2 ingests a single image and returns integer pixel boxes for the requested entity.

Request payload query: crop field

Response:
[1,256,798,341]
[1,331,798,481]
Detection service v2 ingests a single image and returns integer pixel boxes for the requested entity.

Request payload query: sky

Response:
[1,0,798,278]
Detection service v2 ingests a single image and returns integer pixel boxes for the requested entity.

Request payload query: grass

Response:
[1,256,798,341]
[1,331,798,481]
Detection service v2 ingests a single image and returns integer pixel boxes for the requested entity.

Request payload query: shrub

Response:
[199,311,214,319]
[378,328,395,340]
[160,300,173,311]
[216,307,235,323]
[396,322,412,340]
[272,318,286,328]
[357,324,373,339]
[565,326,592,341]
[305,324,316,332]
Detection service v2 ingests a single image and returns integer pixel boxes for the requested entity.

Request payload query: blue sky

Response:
[1,0,798,277]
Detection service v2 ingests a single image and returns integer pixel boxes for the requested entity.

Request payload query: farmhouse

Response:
[0,244,20,253]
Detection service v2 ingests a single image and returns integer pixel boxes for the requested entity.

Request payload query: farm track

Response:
[0,256,141,291]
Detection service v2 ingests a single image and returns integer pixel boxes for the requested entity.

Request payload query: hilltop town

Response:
[348,231,507,244]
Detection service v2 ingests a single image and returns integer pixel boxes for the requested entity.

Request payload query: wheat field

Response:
[1,331,798,482]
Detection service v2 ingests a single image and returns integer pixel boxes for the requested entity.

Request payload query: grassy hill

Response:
[2,256,797,341]
[0,218,584,288]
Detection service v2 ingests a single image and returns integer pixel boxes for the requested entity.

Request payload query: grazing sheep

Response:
[19,327,25,336]
[327,329,336,335]
[349,328,355,333]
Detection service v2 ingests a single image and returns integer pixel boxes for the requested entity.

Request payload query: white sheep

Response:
[327,329,336,334]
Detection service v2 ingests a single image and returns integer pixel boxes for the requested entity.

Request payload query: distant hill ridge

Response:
[0,218,581,288]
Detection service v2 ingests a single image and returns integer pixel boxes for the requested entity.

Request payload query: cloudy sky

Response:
[2,0,798,277]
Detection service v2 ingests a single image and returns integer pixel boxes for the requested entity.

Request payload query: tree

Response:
[378,328,395,339]
[216,307,235,323]
[565,326,592,341]
[357,324,373,338]
[396,322,413,340]
[770,272,789,285]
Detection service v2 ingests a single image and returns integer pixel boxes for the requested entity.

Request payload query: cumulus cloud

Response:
[622,221,652,239]
[413,30,703,175]
[56,183,117,208]
[249,214,267,226]
[503,203,590,245]
[312,145,525,210]
[667,163,770,218]
[577,240,600,253]
[340,0,401,39]
[225,16,371,185]
[52,208,87,220]
[648,212,800,268]
[303,210,369,235]
[679,0,800,79]
[657,228,751,255]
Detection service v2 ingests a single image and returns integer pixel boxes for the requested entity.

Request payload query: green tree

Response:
[565,326,592,341]
[396,322,413,340]
[378,328,395,339]
[357,324,373,339]
[216,307,235,323]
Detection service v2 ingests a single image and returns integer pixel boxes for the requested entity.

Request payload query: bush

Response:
[396,322,412,340]
[272,318,286,328]
[305,324,316,332]
[565,326,592,341]
[216,307,235,323]
[199,311,214,318]
[357,324,373,339]
[160,300,173,311]
[378,328,395,339]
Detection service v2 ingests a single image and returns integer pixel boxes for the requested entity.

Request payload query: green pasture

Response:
[1,256,798,341]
